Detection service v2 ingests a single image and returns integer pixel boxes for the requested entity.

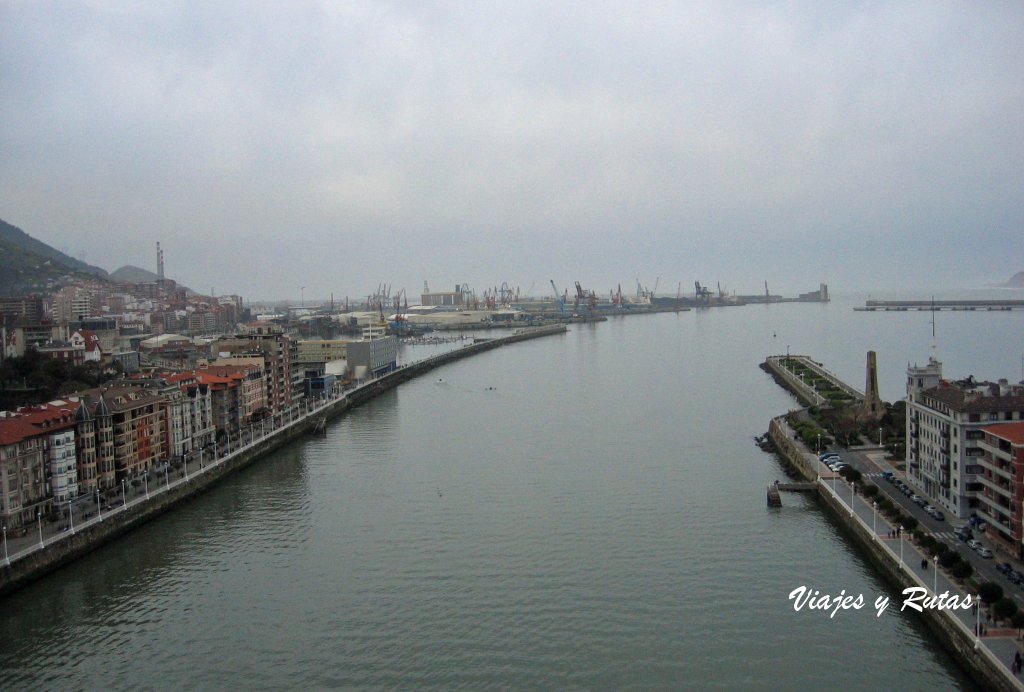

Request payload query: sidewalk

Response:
[824,477,1024,688]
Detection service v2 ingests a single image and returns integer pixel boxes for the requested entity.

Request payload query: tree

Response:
[994,597,1018,624]
[939,551,961,569]
[861,484,879,499]
[978,581,1004,605]
[901,516,918,532]
[951,561,973,581]
[1011,611,1024,638]
[839,466,862,483]
[930,542,949,559]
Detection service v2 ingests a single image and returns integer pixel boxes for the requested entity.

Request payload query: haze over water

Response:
[3,292,1020,689]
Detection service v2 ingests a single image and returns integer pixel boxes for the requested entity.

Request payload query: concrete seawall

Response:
[768,417,1021,691]
[0,325,566,599]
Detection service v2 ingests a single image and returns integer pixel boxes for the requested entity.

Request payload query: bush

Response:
[901,516,918,532]
[1011,612,1024,632]
[930,541,949,559]
[862,484,879,498]
[917,534,935,551]
[840,466,862,483]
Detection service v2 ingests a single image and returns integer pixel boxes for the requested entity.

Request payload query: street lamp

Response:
[2,525,8,565]
[166,462,171,488]
[67,499,75,535]
[879,427,883,447]
[816,433,821,454]
[144,471,149,500]
[850,480,854,516]
[122,479,127,509]
[933,555,938,594]
[898,525,905,569]
[96,488,103,521]
[37,510,43,549]
[872,501,878,539]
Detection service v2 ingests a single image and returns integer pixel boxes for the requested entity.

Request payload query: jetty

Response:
[856,299,1024,311]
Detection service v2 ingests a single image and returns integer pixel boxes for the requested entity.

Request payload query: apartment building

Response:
[977,422,1024,559]
[906,356,1024,519]
[0,417,49,529]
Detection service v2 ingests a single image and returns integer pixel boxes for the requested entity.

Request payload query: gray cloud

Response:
[2,1,1022,301]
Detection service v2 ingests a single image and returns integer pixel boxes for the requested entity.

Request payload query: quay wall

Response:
[768,414,1018,690]
[0,325,566,599]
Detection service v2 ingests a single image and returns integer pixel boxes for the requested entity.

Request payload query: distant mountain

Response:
[0,218,113,296]
[0,218,108,278]
[110,264,159,283]
[1006,272,1024,288]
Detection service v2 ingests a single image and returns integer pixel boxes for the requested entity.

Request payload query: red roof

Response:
[983,422,1024,446]
[0,417,45,446]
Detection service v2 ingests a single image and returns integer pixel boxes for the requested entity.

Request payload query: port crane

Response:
[695,281,713,304]
[550,280,567,317]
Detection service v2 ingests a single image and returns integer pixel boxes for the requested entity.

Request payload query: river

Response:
[2,291,1021,689]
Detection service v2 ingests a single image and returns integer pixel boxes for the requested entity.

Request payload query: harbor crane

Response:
[550,280,567,317]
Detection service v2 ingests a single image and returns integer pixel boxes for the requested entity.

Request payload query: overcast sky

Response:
[2,2,1022,302]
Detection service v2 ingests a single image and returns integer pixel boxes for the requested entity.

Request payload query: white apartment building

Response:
[906,357,1024,519]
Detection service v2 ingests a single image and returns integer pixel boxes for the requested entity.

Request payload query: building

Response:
[297,339,350,364]
[346,336,398,380]
[977,422,1024,559]
[906,356,1024,518]
[0,416,49,528]
[215,326,300,413]
[75,385,167,488]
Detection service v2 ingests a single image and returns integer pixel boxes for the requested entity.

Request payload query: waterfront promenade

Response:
[0,325,566,596]
[770,408,1024,689]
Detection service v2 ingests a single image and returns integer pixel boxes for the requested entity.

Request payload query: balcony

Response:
[977,474,1012,499]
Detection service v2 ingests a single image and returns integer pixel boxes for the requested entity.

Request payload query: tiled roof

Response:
[0,418,44,446]
[984,422,1024,446]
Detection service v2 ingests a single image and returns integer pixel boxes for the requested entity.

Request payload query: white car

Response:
[977,547,994,559]
[967,539,983,551]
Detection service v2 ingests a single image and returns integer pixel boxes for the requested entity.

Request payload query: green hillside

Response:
[0,218,109,296]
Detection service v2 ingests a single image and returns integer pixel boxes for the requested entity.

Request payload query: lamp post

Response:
[850,480,854,516]
[68,499,75,535]
[185,454,190,481]
[144,471,149,500]
[166,462,171,488]
[933,555,938,594]
[2,525,7,565]
[96,488,102,521]
[879,427,883,447]
[872,501,878,539]
[816,433,821,454]
[37,510,43,549]
[122,479,127,509]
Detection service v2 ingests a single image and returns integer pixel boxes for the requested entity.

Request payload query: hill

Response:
[0,218,108,277]
[110,264,159,283]
[0,218,112,296]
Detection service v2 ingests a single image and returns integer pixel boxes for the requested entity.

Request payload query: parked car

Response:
[977,547,994,559]
[881,471,894,481]
[819,453,840,461]
[929,510,945,521]
[967,539,983,551]
[1009,572,1024,586]
[954,527,971,541]
[996,562,1013,575]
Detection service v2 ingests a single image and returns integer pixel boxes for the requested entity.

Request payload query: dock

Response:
[855,299,1024,311]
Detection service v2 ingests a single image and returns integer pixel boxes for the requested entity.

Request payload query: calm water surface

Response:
[3,293,1020,689]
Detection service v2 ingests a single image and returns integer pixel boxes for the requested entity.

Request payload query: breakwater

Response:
[0,325,566,599]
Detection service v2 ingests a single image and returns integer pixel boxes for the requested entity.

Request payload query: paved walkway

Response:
[824,478,1024,687]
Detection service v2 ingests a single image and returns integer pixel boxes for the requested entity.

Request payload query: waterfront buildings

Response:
[977,422,1024,559]
[906,357,1024,520]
